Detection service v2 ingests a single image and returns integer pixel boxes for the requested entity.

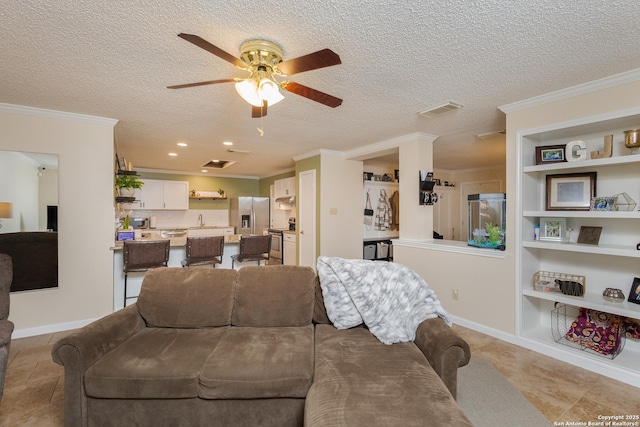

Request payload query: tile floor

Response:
[0,325,638,426]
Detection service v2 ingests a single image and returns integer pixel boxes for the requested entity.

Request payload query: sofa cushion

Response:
[84,327,227,399]
[305,325,472,427]
[137,267,236,328]
[232,265,315,327]
[312,275,331,325]
[199,325,314,399]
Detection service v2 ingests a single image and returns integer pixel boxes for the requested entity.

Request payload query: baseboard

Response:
[12,317,99,339]
[450,315,518,346]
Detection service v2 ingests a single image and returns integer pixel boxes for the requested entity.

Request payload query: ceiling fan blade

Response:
[277,49,341,76]
[281,82,343,108]
[251,101,268,118]
[177,33,247,69]
[167,78,236,89]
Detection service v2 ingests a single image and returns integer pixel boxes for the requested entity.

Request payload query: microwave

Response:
[129,217,149,229]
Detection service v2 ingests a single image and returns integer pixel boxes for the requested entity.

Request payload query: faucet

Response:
[197,213,204,228]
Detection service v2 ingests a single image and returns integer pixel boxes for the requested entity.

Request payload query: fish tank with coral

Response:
[468,193,506,250]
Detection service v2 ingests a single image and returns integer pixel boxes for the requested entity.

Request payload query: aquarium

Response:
[468,193,506,249]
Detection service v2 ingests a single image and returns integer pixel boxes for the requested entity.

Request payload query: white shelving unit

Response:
[516,108,640,387]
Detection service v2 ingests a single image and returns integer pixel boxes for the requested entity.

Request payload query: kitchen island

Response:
[111,227,254,309]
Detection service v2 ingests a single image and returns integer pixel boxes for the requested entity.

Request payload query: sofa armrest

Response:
[51,305,145,427]
[414,318,470,400]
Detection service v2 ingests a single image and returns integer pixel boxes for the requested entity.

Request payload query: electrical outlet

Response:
[452,289,459,301]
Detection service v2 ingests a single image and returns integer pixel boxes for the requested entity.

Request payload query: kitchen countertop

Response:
[111,232,241,250]
[283,230,296,235]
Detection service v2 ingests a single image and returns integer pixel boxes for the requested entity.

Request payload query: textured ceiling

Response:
[2,1,640,177]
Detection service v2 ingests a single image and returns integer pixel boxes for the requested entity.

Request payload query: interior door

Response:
[298,170,316,269]
[459,181,502,242]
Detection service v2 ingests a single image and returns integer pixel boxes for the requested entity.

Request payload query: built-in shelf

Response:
[516,105,640,387]
[523,288,640,319]
[523,210,640,219]
[523,153,640,173]
[522,240,640,258]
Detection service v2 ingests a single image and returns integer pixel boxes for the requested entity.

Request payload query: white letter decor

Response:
[566,140,587,162]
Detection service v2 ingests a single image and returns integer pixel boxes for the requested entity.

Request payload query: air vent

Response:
[227,149,251,154]
[476,130,506,139]
[202,159,237,169]
[418,101,463,118]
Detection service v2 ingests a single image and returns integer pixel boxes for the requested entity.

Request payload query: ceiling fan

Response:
[168,33,343,118]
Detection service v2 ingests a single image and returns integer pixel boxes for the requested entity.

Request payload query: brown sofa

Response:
[52,265,471,427]
[0,254,15,401]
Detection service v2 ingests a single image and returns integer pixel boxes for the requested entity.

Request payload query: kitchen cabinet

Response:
[515,108,640,386]
[283,232,296,265]
[133,179,189,210]
[274,177,295,200]
[187,227,234,238]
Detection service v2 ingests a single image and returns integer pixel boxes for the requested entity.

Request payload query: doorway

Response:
[298,170,316,269]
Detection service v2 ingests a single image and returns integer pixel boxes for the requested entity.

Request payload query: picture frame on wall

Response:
[628,277,640,305]
[539,217,566,242]
[546,172,597,211]
[535,144,567,165]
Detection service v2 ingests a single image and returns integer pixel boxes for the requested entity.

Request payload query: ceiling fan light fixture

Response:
[235,78,261,106]
[235,75,284,107]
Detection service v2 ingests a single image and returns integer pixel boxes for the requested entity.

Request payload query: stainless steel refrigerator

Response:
[229,197,270,235]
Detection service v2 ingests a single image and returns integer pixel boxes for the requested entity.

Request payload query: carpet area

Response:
[457,358,550,427]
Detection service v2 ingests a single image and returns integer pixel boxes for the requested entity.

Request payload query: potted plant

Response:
[116,174,143,197]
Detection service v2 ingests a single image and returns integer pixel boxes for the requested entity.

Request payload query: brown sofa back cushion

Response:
[232,265,316,327]
[313,276,331,325]
[137,267,236,328]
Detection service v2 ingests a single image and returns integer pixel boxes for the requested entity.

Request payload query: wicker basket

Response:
[551,304,625,359]
[533,271,585,296]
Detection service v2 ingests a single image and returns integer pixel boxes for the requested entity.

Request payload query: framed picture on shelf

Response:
[539,217,566,242]
[546,172,596,211]
[535,144,567,165]
[629,277,640,305]
[577,226,602,245]
[590,196,616,211]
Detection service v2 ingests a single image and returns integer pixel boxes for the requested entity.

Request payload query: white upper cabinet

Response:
[274,177,295,200]
[133,179,189,210]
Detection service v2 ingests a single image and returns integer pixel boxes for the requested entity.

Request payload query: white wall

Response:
[0,103,117,336]
[394,134,515,334]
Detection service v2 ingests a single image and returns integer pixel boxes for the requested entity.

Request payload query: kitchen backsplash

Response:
[131,209,230,229]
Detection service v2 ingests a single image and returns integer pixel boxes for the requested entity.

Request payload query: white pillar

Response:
[399,134,437,240]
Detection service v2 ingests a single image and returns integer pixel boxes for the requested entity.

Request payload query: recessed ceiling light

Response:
[211,159,220,163]
[223,141,234,146]
[201,169,208,173]
[168,152,178,157]
[177,142,188,147]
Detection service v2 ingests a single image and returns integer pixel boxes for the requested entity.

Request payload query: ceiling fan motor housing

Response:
[239,40,283,74]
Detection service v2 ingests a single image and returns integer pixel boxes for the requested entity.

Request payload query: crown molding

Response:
[0,102,118,126]
[499,68,640,114]
[344,132,438,161]
[292,149,344,162]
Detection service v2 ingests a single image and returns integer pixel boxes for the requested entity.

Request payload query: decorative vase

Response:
[119,187,135,197]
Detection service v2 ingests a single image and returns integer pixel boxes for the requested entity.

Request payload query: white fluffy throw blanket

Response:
[316,256,451,345]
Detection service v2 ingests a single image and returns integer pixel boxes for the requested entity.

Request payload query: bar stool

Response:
[182,236,224,268]
[230,235,271,269]
[123,239,170,306]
